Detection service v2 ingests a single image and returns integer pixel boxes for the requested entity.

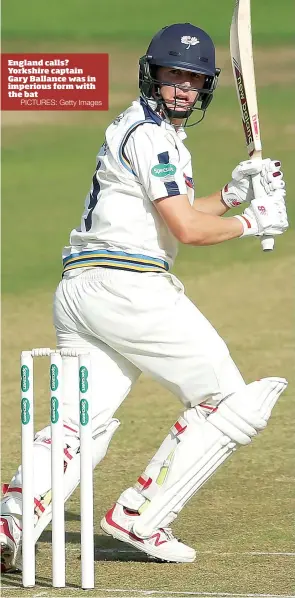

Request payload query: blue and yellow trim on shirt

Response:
[63,249,169,274]
[118,117,157,175]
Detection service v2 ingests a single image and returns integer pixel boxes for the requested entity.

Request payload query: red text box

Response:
[1,53,108,110]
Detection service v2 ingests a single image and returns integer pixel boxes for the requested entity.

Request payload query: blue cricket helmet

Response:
[139,23,221,123]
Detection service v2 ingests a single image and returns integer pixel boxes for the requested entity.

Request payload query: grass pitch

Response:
[2,0,295,45]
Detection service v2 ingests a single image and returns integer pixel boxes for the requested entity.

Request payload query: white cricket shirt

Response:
[63,97,194,274]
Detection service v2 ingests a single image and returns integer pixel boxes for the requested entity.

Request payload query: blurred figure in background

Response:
[1,22,288,570]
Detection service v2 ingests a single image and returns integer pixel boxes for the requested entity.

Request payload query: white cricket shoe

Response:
[100,503,196,563]
[0,515,22,573]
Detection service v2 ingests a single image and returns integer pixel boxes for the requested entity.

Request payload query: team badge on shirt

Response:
[184,173,194,188]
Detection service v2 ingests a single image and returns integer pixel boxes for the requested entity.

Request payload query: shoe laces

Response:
[161,527,174,540]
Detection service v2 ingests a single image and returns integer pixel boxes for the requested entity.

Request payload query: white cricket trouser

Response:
[53,267,245,426]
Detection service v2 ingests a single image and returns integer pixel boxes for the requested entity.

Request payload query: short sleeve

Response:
[124,124,188,201]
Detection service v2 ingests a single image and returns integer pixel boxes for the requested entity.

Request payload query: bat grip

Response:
[251,172,275,252]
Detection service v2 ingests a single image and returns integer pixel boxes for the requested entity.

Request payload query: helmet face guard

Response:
[139,57,220,125]
[139,23,221,126]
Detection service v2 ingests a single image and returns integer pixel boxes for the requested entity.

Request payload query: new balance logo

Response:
[150,532,167,546]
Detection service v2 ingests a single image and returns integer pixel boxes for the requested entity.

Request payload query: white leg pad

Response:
[133,377,287,538]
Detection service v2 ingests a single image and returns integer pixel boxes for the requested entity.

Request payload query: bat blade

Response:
[230,0,262,158]
[230,0,274,251]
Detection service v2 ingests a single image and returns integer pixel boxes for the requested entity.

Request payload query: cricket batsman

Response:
[1,23,288,570]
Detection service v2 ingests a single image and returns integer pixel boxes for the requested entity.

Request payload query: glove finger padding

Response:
[261,159,285,193]
[222,157,286,208]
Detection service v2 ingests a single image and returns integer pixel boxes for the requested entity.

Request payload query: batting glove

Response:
[222,158,285,208]
[234,189,289,237]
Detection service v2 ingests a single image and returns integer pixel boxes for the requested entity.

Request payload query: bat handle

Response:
[261,236,275,251]
[251,172,275,252]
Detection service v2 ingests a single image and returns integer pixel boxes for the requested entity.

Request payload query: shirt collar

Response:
[139,97,187,141]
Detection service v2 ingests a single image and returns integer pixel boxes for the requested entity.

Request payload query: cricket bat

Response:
[230,0,274,251]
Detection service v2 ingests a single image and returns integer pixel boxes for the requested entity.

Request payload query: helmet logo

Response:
[181,36,200,49]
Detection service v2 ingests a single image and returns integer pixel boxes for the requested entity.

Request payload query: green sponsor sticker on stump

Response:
[80,398,89,426]
[79,366,89,393]
[51,396,59,423]
[151,163,176,177]
[79,366,89,425]
[21,398,30,424]
[50,364,59,391]
[21,365,30,392]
